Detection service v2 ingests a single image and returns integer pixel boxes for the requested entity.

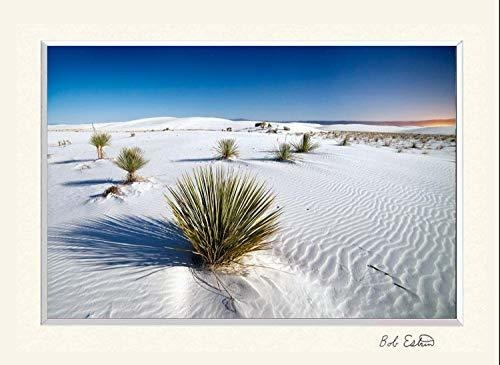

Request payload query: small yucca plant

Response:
[114,147,149,183]
[274,143,294,162]
[89,132,111,159]
[291,133,320,153]
[214,138,240,159]
[339,137,349,146]
[166,166,281,270]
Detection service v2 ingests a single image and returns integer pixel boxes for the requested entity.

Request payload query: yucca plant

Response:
[213,138,240,159]
[291,133,320,153]
[89,132,111,159]
[114,147,149,183]
[166,166,281,270]
[339,137,349,146]
[274,143,295,162]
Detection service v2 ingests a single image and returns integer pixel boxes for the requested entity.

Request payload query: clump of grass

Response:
[89,132,111,159]
[274,143,295,162]
[166,166,281,270]
[214,138,239,159]
[291,133,320,153]
[114,147,149,183]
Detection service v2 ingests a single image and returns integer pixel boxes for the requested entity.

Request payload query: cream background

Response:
[2,0,498,363]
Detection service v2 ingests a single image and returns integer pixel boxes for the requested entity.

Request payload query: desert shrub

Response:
[274,143,294,162]
[214,138,239,159]
[291,133,320,153]
[89,132,111,159]
[114,147,149,183]
[339,137,349,146]
[102,185,121,197]
[166,166,281,270]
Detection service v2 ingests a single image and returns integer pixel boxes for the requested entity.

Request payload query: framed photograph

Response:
[41,42,462,324]
[6,1,498,361]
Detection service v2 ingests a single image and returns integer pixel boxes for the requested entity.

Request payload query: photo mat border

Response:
[40,41,464,325]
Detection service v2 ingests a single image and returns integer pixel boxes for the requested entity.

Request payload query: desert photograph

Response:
[45,45,457,319]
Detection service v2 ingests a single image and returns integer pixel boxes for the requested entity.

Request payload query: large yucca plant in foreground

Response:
[214,138,240,159]
[166,166,281,270]
[114,147,149,183]
[291,133,320,153]
[89,131,111,159]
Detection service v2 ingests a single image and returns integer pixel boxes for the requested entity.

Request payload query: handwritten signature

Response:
[379,334,435,348]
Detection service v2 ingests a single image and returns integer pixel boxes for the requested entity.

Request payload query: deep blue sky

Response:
[47,46,456,124]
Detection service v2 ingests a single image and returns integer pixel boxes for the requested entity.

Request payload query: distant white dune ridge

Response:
[48,116,456,135]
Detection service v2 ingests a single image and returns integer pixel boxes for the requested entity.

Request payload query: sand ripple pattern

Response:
[47,131,456,319]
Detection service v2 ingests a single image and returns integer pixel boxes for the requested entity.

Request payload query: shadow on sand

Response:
[51,158,95,165]
[62,179,122,187]
[49,215,243,311]
[48,215,197,271]
[172,157,215,163]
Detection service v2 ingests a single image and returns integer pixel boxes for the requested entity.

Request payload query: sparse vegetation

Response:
[291,133,320,153]
[58,139,71,147]
[114,147,149,183]
[102,185,122,197]
[214,138,239,159]
[166,166,282,270]
[339,137,349,146]
[274,143,294,162]
[89,132,111,159]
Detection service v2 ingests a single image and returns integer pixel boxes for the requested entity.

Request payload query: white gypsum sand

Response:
[47,117,457,319]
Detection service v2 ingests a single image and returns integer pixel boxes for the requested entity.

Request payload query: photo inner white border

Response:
[40,41,463,325]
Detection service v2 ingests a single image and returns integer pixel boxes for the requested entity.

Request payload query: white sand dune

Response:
[405,126,456,135]
[49,116,456,135]
[47,119,456,319]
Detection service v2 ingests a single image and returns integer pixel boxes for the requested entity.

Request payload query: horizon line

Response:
[48,116,457,125]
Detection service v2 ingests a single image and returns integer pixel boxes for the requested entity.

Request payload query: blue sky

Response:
[47,46,456,124]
